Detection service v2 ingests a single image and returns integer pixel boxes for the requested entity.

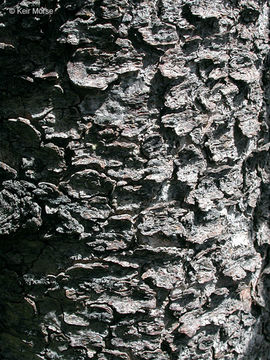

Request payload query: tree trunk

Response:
[0,1,269,359]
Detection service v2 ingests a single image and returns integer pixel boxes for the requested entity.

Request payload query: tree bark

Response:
[0,1,269,359]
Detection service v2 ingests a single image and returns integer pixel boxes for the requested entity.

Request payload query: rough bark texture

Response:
[0,0,269,359]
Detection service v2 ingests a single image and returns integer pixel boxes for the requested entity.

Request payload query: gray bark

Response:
[0,0,269,359]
